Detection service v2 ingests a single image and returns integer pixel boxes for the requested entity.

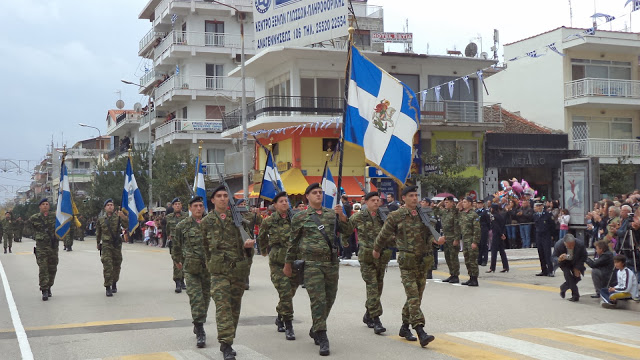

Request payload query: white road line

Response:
[0,258,34,360]
[551,328,640,348]
[567,323,640,342]
[448,331,600,360]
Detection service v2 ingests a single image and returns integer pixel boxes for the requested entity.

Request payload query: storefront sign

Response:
[180,121,223,132]
[253,0,349,50]
[372,32,413,44]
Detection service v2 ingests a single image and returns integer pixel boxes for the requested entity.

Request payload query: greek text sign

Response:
[371,32,413,44]
[181,121,223,132]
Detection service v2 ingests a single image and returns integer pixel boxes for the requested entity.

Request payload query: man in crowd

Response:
[27,198,59,301]
[553,234,588,302]
[165,197,187,293]
[459,197,481,287]
[586,240,614,298]
[516,200,534,248]
[476,199,490,267]
[96,199,127,297]
[534,202,555,277]
[386,193,400,212]
[434,196,460,283]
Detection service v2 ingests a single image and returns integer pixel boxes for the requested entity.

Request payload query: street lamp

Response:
[121,79,154,210]
[78,123,102,137]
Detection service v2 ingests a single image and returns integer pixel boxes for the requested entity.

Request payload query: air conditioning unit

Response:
[234,53,242,64]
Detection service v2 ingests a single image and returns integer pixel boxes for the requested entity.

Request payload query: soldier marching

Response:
[165,197,187,293]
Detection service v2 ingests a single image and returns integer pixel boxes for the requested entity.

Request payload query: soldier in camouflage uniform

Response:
[96,199,127,297]
[238,199,262,290]
[433,196,460,283]
[165,197,187,293]
[172,196,210,348]
[202,185,255,360]
[14,216,24,243]
[63,216,74,251]
[458,197,481,287]
[373,186,443,348]
[342,191,390,335]
[257,191,299,340]
[27,198,59,301]
[283,183,350,357]
[76,215,85,242]
[2,212,14,254]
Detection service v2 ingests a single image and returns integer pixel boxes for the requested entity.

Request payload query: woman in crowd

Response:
[558,209,570,240]
[505,199,519,249]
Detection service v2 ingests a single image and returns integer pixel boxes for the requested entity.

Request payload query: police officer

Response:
[27,198,59,301]
[96,199,127,297]
[283,183,350,356]
[476,199,490,267]
[459,197,481,287]
[201,185,255,360]
[373,186,443,347]
[434,196,460,283]
[534,202,555,277]
[257,191,299,340]
[172,196,210,348]
[165,197,187,293]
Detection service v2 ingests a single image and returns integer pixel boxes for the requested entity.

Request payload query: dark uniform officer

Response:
[533,202,554,277]
[96,199,126,297]
[26,198,59,301]
[476,200,490,266]
[165,197,187,293]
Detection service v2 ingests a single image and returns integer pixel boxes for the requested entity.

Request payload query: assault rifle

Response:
[418,206,441,241]
[214,162,253,242]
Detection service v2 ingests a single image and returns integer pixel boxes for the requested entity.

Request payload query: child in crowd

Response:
[600,254,639,308]
[558,209,570,240]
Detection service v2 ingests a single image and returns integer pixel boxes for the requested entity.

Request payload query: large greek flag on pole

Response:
[55,161,73,239]
[321,167,338,209]
[122,157,147,235]
[193,156,208,212]
[259,151,285,201]
[345,46,420,185]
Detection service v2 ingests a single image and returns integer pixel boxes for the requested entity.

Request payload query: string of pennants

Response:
[95,170,150,176]
[248,117,342,137]
[417,2,639,107]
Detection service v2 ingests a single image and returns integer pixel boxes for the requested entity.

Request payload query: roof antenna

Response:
[568,0,573,27]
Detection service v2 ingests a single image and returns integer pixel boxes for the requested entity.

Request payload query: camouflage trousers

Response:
[3,234,13,249]
[305,261,339,332]
[184,269,210,324]
[269,263,299,321]
[172,255,183,281]
[400,254,433,327]
[14,232,22,242]
[101,244,122,287]
[35,245,59,291]
[462,242,479,277]
[211,273,246,345]
[443,238,460,276]
[360,261,387,318]
[64,235,73,248]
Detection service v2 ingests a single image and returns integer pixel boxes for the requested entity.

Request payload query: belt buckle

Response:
[317,225,325,231]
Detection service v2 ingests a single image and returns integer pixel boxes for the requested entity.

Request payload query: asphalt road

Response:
[0,237,639,360]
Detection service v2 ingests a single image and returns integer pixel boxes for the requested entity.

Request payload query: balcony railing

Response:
[155,119,225,140]
[139,29,168,52]
[141,110,166,126]
[572,138,640,157]
[156,0,252,20]
[140,70,161,88]
[223,96,344,129]
[564,78,640,99]
[154,30,253,59]
[421,101,483,123]
[156,75,255,99]
[351,3,384,19]
[202,163,224,180]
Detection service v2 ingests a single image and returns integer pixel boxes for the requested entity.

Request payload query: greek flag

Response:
[176,64,180,75]
[592,13,616,22]
[345,45,420,185]
[321,167,338,209]
[121,157,147,235]
[171,13,178,25]
[526,50,543,58]
[547,42,565,56]
[259,150,285,201]
[193,156,208,212]
[55,160,73,240]
[626,0,640,11]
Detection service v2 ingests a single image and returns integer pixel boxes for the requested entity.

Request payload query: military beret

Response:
[305,183,321,195]
[103,198,114,207]
[273,191,288,202]
[422,197,431,203]
[445,196,455,201]
[401,186,418,196]
[171,197,181,205]
[235,198,246,206]
[189,196,203,205]
[364,191,379,201]
[295,201,304,207]
[464,196,474,202]
[39,198,49,206]
[210,185,227,199]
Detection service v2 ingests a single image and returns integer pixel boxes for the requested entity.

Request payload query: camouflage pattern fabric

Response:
[434,207,460,276]
[97,213,123,287]
[165,211,185,281]
[27,212,59,290]
[14,218,24,242]
[1,218,14,249]
[458,209,480,277]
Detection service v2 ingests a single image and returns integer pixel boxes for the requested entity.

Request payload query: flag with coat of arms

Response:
[121,156,147,235]
[344,45,420,185]
[55,158,74,239]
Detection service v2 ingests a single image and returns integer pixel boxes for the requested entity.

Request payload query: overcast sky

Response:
[0,0,635,203]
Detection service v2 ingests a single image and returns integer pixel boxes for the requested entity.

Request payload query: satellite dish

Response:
[134,102,142,112]
[116,100,125,109]
[465,42,478,57]
[481,52,488,59]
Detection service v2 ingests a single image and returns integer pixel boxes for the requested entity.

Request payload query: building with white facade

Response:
[485,27,640,164]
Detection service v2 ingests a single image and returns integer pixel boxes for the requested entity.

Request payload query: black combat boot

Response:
[175,280,182,293]
[373,316,386,334]
[441,275,452,282]
[309,327,320,345]
[47,289,52,297]
[181,279,187,290]
[362,310,374,328]
[111,282,117,293]
[284,320,295,340]
[426,270,433,279]
[316,330,330,356]
[67,246,72,252]
[414,325,435,347]
[275,315,285,332]
[468,276,479,287]
[42,289,48,301]
[449,275,460,284]
[220,343,236,360]
[399,323,417,341]
[105,286,113,297]
[3,248,6,254]
[8,247,11,253]
[461,277,471,285]
[244,277,250,290]
[193,323,206,348]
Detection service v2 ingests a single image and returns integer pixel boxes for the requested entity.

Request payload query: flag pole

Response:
[195,140,203,195]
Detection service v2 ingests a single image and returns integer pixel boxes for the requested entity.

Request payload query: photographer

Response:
[553,234,588,302]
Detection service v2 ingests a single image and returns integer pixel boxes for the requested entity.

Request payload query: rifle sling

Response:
[310,213,335,250]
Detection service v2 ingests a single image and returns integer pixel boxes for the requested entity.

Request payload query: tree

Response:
[600,157,638,197]
[417,146,479,198]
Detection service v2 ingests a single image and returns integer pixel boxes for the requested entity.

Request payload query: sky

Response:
[0,0,636,203]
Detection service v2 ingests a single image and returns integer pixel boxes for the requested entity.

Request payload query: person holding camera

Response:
[553,234,588,302]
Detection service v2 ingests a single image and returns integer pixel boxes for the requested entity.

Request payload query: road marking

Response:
[448,331,601,360]
[567,323,640,343]
[390,335,518,360]
[99,346,272,360]
[103,353,176,360]
[512,328,640,359]
[625,321,640,327]
[0,257,34,359]
[0,317,175,333]
[484,280,558,293]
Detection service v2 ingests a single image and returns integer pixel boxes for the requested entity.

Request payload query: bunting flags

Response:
[626,0,640,11]
[176,64,180,75]
[547,43,565,57]
[121,157,147,236]
[193,155,208,212]
[420,89,427,109]
[462,76,471,94]
[526,50,543,58]
[434,85,442,102]
[171,13,178,25]
[591,13,616,22]
[447,81,455,99]
[55,159,74,240]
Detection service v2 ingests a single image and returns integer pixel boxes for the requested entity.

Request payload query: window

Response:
[207,149,225,164]
[435,140,478,166]
[571,59,631,80]
[353,30,371,47]
[182,107,187,119]
[206,64,224,89]
[571,116,633,140]
[205,21,225,46]
[206,105,225,120]
[392,74,420,94]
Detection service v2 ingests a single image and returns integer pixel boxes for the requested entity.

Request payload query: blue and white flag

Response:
[592,13,616,22]
[176,64,180,75]
[321,166,338,209]
[547,43,565,56]
[626,0,640,11]
[344,46,420,185]
[171,13,178,25]
[122,157,147,236]
[447,81,455,99]
[526,50,543,58]
[259,151,285,201]
[462,76,471,94]
[193,156,208,212]
[420,90,427,109]
[55,160,73,240]
[434,85,442,102]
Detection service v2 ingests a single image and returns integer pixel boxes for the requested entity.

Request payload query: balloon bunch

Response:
[494,178,537,200]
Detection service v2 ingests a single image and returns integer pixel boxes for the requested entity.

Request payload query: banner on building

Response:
[181,121,223,132]
[253,0,349,50]
[371,32,413,44]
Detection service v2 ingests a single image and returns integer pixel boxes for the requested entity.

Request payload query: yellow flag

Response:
[72,200,82,228]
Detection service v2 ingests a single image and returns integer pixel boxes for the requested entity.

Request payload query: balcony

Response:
[107,112,141,136]
[154,119,225,145]
[154,30,254,63]
[141,109,166,129]
[202,163,224,181]
[564,78,640,108]
[139,70,166,92]
[139,29,167,57]
[155,75,255,105]
[572,138,640,163]
[421,101,486,123]
[349,3,383,32]
[154,0,253,28]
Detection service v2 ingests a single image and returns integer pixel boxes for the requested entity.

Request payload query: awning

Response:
[234,184,260,199]
[304,176,376,197]
[280,168,309,195]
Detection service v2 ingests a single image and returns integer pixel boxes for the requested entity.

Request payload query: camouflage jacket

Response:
[201,208,252,266]
[1,218,14,238]
[172,216,207,274]
[286,206,351,263]
[27,212,57,248]
[96,213,122,247]
[374,207,433,256]
[344,208,384,250]
[458,209,480,244]
[165,212,185,239]
[257,211,292,265]
[433,207,459,239]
